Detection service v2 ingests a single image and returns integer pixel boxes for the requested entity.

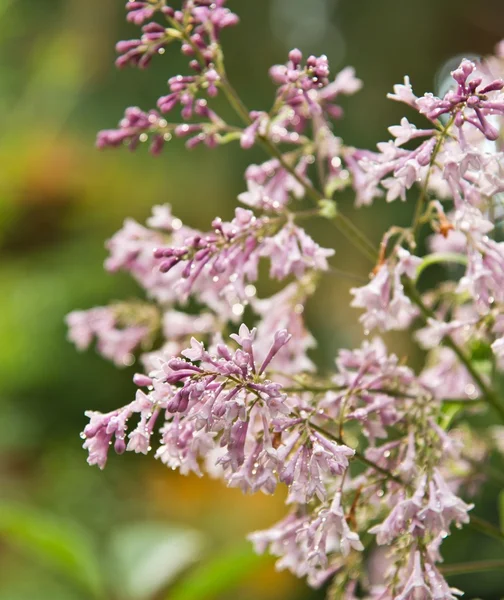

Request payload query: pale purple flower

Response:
[104,212,190,303]
[458,236,504,309]
[420,348,479,401]
[97,107,168,154]
[82,389,159,468]
[262,222,334,279]
[269,51,361,130]
[350,249,421,332]
[417,58,504,139]
[253,283,316,375]
[238,158,307,212]
[248,514,312,579]
[389,117,435,147]
[415,317,476,350]
[396,552,431,600]
[369,478,426,545]
[387,76,418,107]
[249,503,357,589]
[347,139,431,206]
[153,208,264,306]
[66,307,149,367]
[418,470,473,534]
[156,416,217,476]
[280,433,354,504]
[298,493,364,561]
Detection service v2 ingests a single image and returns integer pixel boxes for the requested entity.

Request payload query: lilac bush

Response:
[68,2,504,597]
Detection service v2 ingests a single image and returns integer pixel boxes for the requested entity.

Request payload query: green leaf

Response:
[168,541,270,600]
[108,522,204,600]
[0,502,105,599]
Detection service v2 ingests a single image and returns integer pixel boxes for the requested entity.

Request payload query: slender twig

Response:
[412,116,455,237]
[306,420,404,485]
[416,252,468,280]
[326,266,369,283]
[441,559,504,576]
[468,516,504,543]
[217,75,378,263]
[404,280,504,423]
[282,384,482,406]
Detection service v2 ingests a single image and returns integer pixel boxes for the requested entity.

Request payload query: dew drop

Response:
[123,353,135,366]
[294,304,304,315]
[232,303,245,316]
[245,285,257,298]
[464,384,477,399]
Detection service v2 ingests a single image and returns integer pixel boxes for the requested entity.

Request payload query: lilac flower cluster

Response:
[70,2,504,598]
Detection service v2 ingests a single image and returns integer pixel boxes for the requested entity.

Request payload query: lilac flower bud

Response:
[125,2,155,25]
[288,48,303,66]
[133,373,153,387]
[259,330,292,375]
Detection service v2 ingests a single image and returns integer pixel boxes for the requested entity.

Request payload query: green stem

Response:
[307,421,404,485]
[441,559,504,577]
[412,116,455,236]
[283,384,482,406]
[217,75,378,263]
[468,516,504,543]
[405,280,504,423]
[416,252,468,280]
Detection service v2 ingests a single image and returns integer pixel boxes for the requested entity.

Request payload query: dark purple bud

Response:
[149,134,165,155]
[142,22,165,34]
[114,437,127,454]
[480,79,504,94]
[159,257,180,273]
[116,39,142,53]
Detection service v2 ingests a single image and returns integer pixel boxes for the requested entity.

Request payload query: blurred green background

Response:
[1,0,503,598]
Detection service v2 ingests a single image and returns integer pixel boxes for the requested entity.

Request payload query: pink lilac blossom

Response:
[153,208,333,306]
[238,158,308,212]
[350,249,422,332]
[66,307,149,367]
[249,497,363,588]
[70,5,504,597]
[420,348,479,401]
[253,283,316,375]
